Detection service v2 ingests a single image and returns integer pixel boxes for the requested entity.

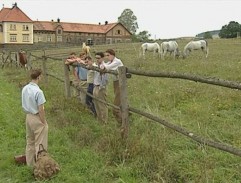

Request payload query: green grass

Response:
[1,39,241,182]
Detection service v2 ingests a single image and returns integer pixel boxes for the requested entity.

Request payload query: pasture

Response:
[1,38,241,182]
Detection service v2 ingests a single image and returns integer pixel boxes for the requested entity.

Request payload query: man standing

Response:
[103,49,123,124]
[22,69,48,166]
[93,52,108,124]
[76,52,88,105]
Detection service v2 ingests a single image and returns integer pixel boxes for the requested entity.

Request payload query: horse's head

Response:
[182,52,187,59]
[176,50,181,59]
[82,42,86,48]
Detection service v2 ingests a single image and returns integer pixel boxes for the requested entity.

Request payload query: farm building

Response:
[0,3,33,47]
[33,20,132,46]
[0,3,132,48]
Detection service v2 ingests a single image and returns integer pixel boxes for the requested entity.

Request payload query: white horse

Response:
[82,42,91,56]
[160,41,180,60]
[140,42,161,58]
[183,40,209,59]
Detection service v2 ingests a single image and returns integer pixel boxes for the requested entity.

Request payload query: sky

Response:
[1,0,241,39]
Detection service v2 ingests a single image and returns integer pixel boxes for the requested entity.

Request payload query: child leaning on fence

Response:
[65,52,87,104]
[85,56,97,116]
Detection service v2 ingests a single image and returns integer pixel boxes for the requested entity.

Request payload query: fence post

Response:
[26,51,32,70]
[1,51,9,68]
[42,50,48,84]
[63,58,71,98]
[118,66,129,139]
[16,51,20,67]
[8,51,12,66]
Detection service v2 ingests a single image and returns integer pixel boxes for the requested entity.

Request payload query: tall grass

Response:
[1,38,241,182]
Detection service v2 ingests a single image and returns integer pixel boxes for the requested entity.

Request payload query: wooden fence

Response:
[2,49,241,157]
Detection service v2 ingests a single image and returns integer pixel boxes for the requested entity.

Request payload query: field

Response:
[1,38,241,182]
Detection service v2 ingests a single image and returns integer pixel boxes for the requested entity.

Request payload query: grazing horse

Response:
[140,42,161,58]
[18,50,27,68]
[183,40,209,59]
[82,42,91,56]
[160,41,180,60]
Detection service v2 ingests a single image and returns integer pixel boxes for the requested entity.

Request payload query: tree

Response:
[136,31,151,41]
[118,9,138,34]
[219,21,241,38]
[203,31,212,39]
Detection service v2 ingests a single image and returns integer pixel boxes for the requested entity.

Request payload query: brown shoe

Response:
[14,155,26,165]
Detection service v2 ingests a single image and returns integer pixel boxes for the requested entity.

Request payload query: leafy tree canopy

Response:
[203,31,212,39]
[219,21,241,38]
[136,30,151,41]
[118,9,139,34]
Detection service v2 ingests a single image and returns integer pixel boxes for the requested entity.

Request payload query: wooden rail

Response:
[27,51,241,157]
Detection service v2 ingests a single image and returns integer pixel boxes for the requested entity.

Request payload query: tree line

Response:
[117,9,241,40]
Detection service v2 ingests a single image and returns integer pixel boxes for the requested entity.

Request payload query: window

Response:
[116,30,121,35]
[0,25,2,32]
[95,39,100,44]
[23,25,29,31]
[10,34,17,42]
[57,29,62,34]
[106,38,111,44]
[57,36,62,42]
[87,39,93,46]
[38,36,42,42]
[67,37,71,42]
[47,35,52,42]
[116,39,122,43]
[22,34,29,42]
[10,24,16,31]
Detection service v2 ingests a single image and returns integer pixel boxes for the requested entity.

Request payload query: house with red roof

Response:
[0,3,132,47]
[0,3,33,46]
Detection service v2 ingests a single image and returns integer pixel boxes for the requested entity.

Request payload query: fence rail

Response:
[127,68,241,90]
[3,49,241,157]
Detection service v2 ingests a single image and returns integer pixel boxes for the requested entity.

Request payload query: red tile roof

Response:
[0,4,131,35]
[33,21,122,34]
[0,5,32,22]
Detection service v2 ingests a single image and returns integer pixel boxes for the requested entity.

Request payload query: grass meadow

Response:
[1,38,241,182]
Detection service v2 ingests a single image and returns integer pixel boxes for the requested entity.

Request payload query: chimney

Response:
[99,22,101,25]
[57,18,60,23]
[12,2,17,8]
[105,21,108,25]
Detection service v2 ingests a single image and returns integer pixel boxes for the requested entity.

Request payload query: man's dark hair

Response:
[95,52,105,58]
[30,69,42,80]
[85,56,92,60]
[105,49,115,56]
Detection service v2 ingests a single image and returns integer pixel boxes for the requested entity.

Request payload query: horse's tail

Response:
[157,43,161,58]
[205,40,209,58]
[183,45,188,59]
[205,39,208,47]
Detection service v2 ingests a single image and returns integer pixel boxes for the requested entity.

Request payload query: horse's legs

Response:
[161,50,164,60]
[205,47,209,58]
[173,50,176,60]
[201,47,208,58]
[163,50,167,60]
